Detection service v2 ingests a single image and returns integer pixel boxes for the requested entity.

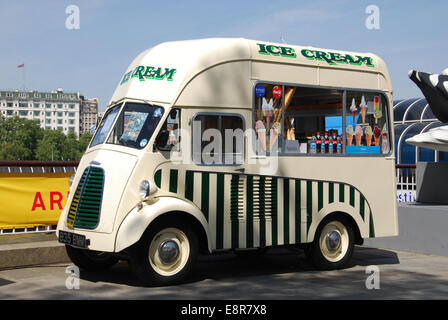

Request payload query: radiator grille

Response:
[66,166,104,229]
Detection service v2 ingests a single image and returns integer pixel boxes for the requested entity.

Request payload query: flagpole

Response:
[17,63,25,90]
[23,64,26,91]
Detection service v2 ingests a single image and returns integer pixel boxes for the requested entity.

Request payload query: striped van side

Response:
[153,168,374,250]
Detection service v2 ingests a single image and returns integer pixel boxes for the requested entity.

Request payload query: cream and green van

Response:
[57,38,398,285]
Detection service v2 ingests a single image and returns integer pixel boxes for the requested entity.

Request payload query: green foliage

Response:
[0,115,43,160]
[0,115,92,161]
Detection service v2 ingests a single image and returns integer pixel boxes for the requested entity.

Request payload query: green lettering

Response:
[266,45,281,56]
[353,56,375,67]
[280,46,297,58]
[257,43,269,55]
[301,49,314,59]
[143,66,156,79]
[163,68,176,81]
[132,66,145,81]
[315,51,334,64]
[329,52,345,64]
[344,54,356,65]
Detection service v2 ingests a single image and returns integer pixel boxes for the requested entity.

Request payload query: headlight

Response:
[139,180,150,200]
[68,175,75,188]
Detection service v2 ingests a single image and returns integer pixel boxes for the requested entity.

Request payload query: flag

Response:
[17,64,24,68]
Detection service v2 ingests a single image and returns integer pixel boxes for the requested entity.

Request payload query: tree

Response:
[78,132,93,154]
[0,115,43,160]
[35,129,67,161]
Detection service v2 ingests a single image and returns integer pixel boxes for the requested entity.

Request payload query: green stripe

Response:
[318,181,323,211]
[360,194,365,221]
[283,179,289,245]
[306,181,312,234]
[201,172,209,221]
[216,173,224,250]
[329,182,334,204]
[369,209,375,237]
[231,174,239,248]
[259,176,266,247]
[185,171,194,201]
[339,183,345,203]
[169,169,178,193]
[295,179,301,243]
[350,187,355,207]
[246,175,253,248]
[271,177,278,246]
[154,170,162,188]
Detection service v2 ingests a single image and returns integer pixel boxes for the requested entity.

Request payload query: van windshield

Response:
[90,102,164,149]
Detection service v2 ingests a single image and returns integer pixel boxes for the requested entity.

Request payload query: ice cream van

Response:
[57,38,398,285]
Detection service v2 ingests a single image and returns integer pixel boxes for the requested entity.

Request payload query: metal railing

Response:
[0,160,78,173]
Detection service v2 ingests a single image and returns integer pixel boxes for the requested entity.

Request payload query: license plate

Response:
[59,230,88,248]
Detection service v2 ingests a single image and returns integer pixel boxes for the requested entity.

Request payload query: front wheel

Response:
[130,222,198,286]
[305,219,354,270]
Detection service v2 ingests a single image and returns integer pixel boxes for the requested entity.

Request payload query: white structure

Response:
[80,96,99,134]
[0,88,98,137]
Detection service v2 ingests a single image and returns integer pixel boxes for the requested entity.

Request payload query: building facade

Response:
[80,96,99,134]
[394,97,448,164]
[0,88,99,137]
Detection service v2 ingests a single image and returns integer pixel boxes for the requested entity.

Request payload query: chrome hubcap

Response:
[325,231,341,253]
[158,240,180,265]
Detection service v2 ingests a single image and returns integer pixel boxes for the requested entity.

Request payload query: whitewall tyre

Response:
[130,222,198,286]
[306,219,355,270]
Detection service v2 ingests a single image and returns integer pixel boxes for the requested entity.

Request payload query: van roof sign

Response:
[256,42,375,67]
[120,65,177,85]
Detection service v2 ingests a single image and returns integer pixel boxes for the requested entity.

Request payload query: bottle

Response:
[332,133,337,154]
[324,132,329,154]
[316,132,322,153]
[328,134,334,154]
[309,134,317,154]
[336,135,342,154]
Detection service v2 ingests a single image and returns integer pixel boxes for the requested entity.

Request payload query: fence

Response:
[0,161,78,235]
[396,164,417,202]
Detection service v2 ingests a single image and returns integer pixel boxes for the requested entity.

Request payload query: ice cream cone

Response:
[366,134,372,146]
[270,122,281,149]
[355,125,363,146]
[347,133,353,146]
[361,108,366,125]
[355,134,362,146]
[374,136,380,146]
[258,130,266,150]
[352,111,356,124]
[270,130,278,149]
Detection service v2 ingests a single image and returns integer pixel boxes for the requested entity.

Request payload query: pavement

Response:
[0,232,70,269]
[0,241,448,299]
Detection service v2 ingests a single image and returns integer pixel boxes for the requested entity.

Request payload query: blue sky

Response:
[1,0,447,112]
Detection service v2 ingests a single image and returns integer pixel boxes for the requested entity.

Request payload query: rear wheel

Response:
[130,222,198,286]
[306,219,354,270]
[65,245,119,271]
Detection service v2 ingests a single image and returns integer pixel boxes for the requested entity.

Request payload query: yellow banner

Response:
[0,173,72,229]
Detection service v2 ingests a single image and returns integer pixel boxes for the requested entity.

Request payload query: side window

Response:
[283,86,343,154]
[192,114,244,165]
[254,84,283,153]
[158,109,181,151]
[345,92,390,154]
